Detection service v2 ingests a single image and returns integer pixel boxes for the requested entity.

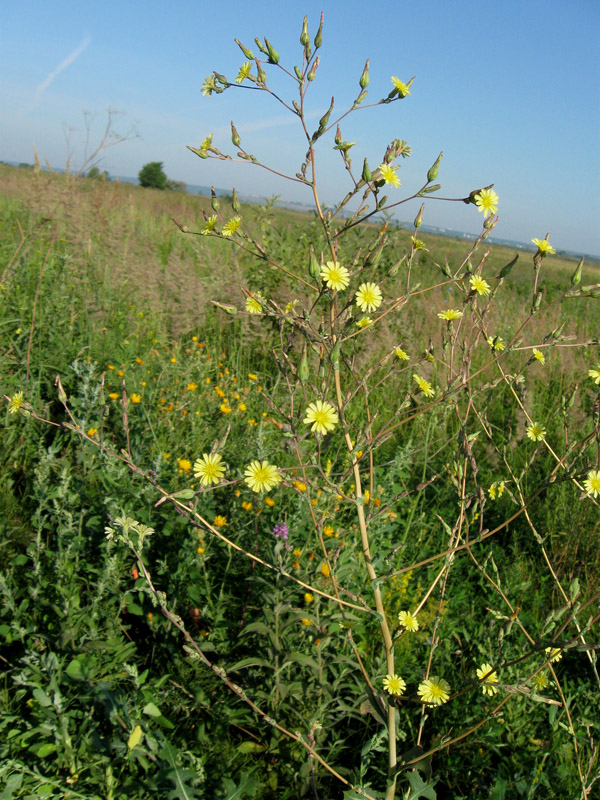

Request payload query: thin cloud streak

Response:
[30,35,92,109]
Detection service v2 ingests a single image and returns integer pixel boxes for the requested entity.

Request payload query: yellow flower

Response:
[437,309,463,321]
[244,460,281,493]
[533,673,549,691]
[323,526,335,537]
[87,427,98,437]
[320,261,350,292]
[301,618,312,626]
[193,453,226,486]
[476,663,499,696]
[587,365,600,385]
[411,237,428,251]
[355,282,382,313]
[130,393,142,404]
[222,216,242,237]
[470,275,491,296]
[356,317,372,328]
[200,133,213,150]
[220,403,232,414]
[526,422,546,442]
[487,335,505,351]
[418,677,450,706]
[391,76,411,97]
[7,392,24,414]
[238,402,246,412]
[320,562,330,578]
[187,382,198,391]
[531,237,556,255]
[109,392,119,400]
[398,610,419,632]
[177,458,192,473]
[383,674,406,696]
[236,61,252,83]
[304,593,314,604]
[293,548,302,557]
[135,357,144,365]
[202,215,218,235]
[474,188,499,219]
[532,349,545,364]
[248,373,258,381]
[395,347,410,361]
[107,364,115,370]
[413,374,434,398]
[488,481,505,500]
[303,400,339,435]
[213,515,227,527]
[378,163,401,188]
[293,480,307,492]
[246,292,265,314]
[545,647,562,663]
[583,469,600,498]
[197,546,206,554]
[264,497,275,507]
[241,500,253,511]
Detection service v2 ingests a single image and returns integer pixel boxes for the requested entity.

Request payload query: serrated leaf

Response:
[406,770,436,800]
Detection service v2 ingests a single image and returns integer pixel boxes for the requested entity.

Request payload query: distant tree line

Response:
[138,161,186,192]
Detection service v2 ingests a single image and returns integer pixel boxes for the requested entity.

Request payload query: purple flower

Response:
[273,522,289,541]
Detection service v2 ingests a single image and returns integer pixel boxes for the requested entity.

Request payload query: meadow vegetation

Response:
[1,15,599,800]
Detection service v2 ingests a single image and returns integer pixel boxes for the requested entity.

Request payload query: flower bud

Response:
[314,13,323,48]
[299,348,309,383]
[230,121,241,148]
[187,145,208,160]
[292,100,301,114]
[419,184,441,195]
[232,187,240,213]
[264,38,280,64]
[307,56,320,81]
[300,17,310,46]
[335,125,342,145]
[211,186,219,213]
[532,291,543,314]
[254,38,268,55]
[308,245,321,279]
[256,61,267,84]
[294,65,302,81]
[497,254,518,279]
[234,39,255,60]
[354,89,368,106]
[362,158,372,182]
[414,203,424,229]
[317,97,334,131]
[570,257,583,286]
[359,59,369,89]
[427,151,443,183]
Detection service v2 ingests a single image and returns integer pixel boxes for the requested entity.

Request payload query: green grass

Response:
[1,164,598,799]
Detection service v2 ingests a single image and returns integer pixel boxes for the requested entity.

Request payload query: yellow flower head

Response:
[304,593,314,604]
[476,663,499,696]
[587,365,600,385]
[193,453,226,486]
[236,62,252,83]
[246,292,265,314]
[470,275,491,296]
[413,374,435,398]
[526,422,546,442]
[531,237,556,256]
[355,282,382,313]
[222,216,242,237]
[545,647,562,663]
[130,393,142,404]
[213,515,227,527]
[244,460,281,493]
[304,400,339,435]
[418,677,450,706]
[320,261,350,292]
[474,188,499,219]
[532,349,545,364]
[398,610,419,632]
[488,481,506,500]
[437,309,463,321]
[177,458,192,473]
[395,347,410,361]
[383,673,406,696]
[378,163,401,188]
[487,335,505,352]
[391,76,412,97]
[7,392,24,414]
[583,469,600,498]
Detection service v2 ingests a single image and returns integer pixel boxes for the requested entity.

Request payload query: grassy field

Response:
[1,163,599,799]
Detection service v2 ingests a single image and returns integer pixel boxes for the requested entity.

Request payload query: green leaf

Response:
[32,688,52,707]
[237,741,266,754]
[406,770,437,800]
[143,702,162,718]
[35,743,57,758]
[65,659,85,681]
[0,773,23,799]
[128,725,143,750]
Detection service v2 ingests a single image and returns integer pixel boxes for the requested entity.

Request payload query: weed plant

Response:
[1,13,599,800]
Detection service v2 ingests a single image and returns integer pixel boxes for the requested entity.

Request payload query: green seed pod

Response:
[230,121,241,148]
[354,89,368,106]
[420,184,441,195]
[256,61,267,84]
[299,348,309,383]
[294,65,303,81]
[571,257,584,286]
[414,203,425,229]
[427,151,443,183]
[232,188,240,213]
[187,145,208,160]
[314,13,323,48]
[532,291,543,314]
[211,187,219,212]
[497,254,518,279]
[234,39,255,60]
[359,59,369,90]
[362,158,372,182]
[300,16,310,46]
[307,56,320,81]
[264,38,280,64]
[318,97,335,131]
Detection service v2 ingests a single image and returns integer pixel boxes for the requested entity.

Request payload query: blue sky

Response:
[2,0,599,255]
